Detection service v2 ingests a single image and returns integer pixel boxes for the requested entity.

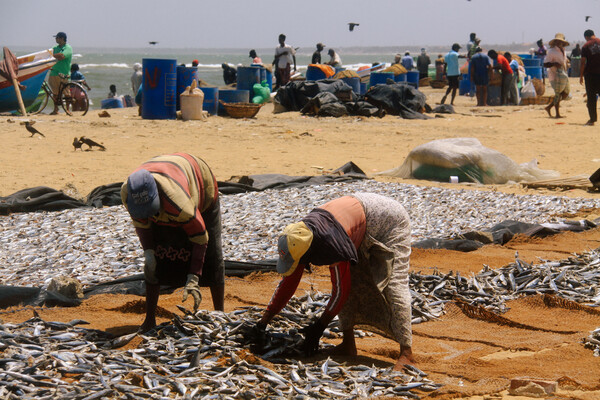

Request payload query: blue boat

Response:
[0,49,56,113]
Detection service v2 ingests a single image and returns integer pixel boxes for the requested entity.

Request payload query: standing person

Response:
[121,153,225,333]
[468,38,481,60]
[435,54,445,80]
[416,48,431,80]
[570,43,582,59]
[326,49,342,68]
[488,50,513,105]
[49,31,72,115]
[441,43,461,105]
[273,33,296,89]
[466,32,477,56]
[249,50,262,64]
[536,39,547,84]
[504,52,520,105]
[250,193,415,368]
[131,63,143,96]
[312,43,325,64]
[543,34,571,118]
[401,51,414,71]
[469,47,491,106]
[580,29,600,126]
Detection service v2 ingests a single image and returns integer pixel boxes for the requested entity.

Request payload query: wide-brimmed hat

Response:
[276,222,313,276]
[549,33,569,47]
[126,169,160,219]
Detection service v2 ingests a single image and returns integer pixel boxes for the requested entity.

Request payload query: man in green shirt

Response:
[50,31,72,114]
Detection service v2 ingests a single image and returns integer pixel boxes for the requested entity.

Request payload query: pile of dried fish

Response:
[409,249,600,322]
[0,292,441,399]
[584,328,600,357]
[1,180,599,289]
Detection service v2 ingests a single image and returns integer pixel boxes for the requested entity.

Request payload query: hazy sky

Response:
[1,0,597,50]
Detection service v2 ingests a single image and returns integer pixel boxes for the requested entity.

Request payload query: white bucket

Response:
[180,80,205,121]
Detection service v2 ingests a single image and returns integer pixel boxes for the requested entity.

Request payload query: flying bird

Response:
[24,121,45,137]
[79,136,106,151]
[585,16,592,22]
[348,23,359,32]
[148,41,158,45]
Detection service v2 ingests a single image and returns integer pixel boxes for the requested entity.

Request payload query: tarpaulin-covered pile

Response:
[377,137,560,184]
[363,82,431,119]
[275,79,431,119]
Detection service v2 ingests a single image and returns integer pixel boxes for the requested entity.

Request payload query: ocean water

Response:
[14,47,401,110]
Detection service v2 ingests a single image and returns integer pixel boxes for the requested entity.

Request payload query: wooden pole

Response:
[11,77,27,116]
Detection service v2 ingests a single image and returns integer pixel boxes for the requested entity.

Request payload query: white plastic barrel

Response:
[180,80,205,121]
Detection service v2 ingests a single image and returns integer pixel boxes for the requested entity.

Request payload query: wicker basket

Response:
[219,101,263,118]
[430,80,447,89]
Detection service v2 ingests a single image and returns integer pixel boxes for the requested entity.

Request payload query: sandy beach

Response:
[1,78,600,399]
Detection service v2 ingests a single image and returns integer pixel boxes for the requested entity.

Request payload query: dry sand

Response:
[1,78,600,399]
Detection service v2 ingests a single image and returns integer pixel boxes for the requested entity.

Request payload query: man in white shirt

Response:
[274,34,296,88]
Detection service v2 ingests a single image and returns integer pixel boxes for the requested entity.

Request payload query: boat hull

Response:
[0,49,56,113]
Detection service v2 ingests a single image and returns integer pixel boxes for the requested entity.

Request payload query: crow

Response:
[73,137,83,151]
[148,41,158,45]
[79,136,106,151]
[585,16,592,22]
[25,121,45,137]
[348,22,359,32]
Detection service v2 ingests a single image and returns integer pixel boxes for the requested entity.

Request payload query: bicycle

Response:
[31,75,89,116]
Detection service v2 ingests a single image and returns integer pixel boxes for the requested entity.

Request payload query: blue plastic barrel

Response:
[522,58,541,67]
[142,58,177,119]
[395,73,407,83]
[370,72,395,87]
[199,87,218,115]
[176,66,198,111]
[252,64,273,92]
[236,66,261,92]
[525,66,543,80]
[218,89,249,115]
[341,77,360,95]
[360,82,367,95]
[306,65,327,81]
[406,71,420,88]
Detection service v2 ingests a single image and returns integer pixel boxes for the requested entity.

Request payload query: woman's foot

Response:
[393,346,416,370]
[544,104,553,117]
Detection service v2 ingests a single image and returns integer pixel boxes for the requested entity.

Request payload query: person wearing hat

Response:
[441,43,462,105]
[312,43,325,64]
[249,50,262,64]
[49,32,72,115]
[252,193,415,368]
[192,59,199,67]
[417,48,431,80]
[121,153,225,333]
[543,33,571,118]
